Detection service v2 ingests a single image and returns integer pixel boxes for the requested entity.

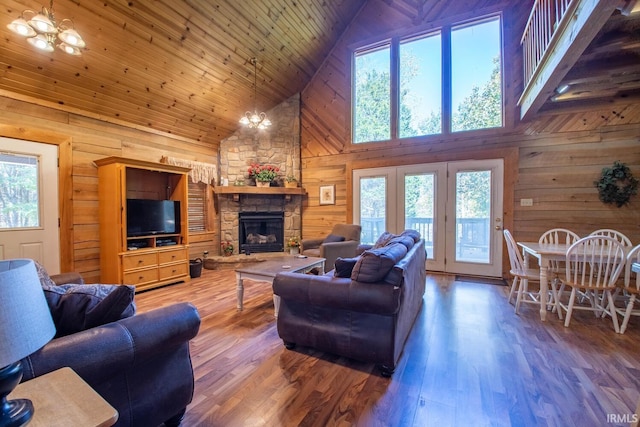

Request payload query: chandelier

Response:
[7,0,86,56]
[239,58,272,129]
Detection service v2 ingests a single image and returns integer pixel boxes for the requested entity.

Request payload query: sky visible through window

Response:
[355,16,501,140]
[451,18,501,128]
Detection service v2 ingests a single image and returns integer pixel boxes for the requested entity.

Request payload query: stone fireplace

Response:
[217,94,301,256]
[239,211,284,253]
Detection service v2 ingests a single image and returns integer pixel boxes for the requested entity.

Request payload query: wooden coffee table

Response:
[235,255,325,315]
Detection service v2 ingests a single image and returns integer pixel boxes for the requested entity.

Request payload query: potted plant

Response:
[248,163,279,187]
[221,240,234,256]
[285,174,298,188]
[287,236,301,255]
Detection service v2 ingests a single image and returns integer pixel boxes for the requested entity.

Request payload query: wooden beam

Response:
[518,0,626,121]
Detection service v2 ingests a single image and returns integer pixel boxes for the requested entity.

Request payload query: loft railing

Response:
[521,0,574,88]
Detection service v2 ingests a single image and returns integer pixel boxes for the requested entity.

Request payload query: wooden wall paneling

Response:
[0,95,217,281]
[300,0,640,280]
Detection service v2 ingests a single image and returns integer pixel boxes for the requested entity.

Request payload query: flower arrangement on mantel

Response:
[248,163,280,183]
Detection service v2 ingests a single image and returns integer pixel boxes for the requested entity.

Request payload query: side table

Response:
[9,367,118,427]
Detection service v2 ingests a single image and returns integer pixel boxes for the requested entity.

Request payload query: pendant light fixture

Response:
[7,0,86,56]
[239,58,272,129]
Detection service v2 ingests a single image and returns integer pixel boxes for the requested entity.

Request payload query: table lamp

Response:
[0,259,56,427]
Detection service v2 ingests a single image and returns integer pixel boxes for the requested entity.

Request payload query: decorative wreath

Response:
[594,161,638,207]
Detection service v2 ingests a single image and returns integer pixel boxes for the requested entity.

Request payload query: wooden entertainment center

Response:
[96,157,191,292]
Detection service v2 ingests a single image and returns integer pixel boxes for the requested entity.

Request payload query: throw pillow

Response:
[43,283,136,338]
[34,260,57,288]
[401,229,421,243]
[350,243,408,283]
[334,257,359,278]
[372,231,397,249]
[324,234,346,244]
[386,235,415,251]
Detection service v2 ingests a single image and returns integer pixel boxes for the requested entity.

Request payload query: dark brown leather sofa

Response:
[273,232,426,376]
[20,272,201,427]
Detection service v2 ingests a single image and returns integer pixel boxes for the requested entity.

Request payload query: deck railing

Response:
[521,0,574,87]
[360,217,489,255]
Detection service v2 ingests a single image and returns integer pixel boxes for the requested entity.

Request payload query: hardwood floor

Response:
[134,269,640,427]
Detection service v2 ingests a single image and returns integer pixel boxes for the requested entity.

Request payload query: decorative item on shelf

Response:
[221,240,234,257]
[287,236,301,255]
[248,163,279,187]
[234,177,245,186]
[239,58,272,129]
[6,0,86,56]
[0,259,56,426]
[285,175,298,188]
[594,161,638,207]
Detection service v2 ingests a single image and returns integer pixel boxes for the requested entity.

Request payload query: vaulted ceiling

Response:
[0,0,367,144]
[1,0,639,146]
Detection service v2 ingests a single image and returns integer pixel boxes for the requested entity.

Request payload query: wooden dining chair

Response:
[554,235,625,330]
[539,228,580,309]
[589,229,633,247]
[613,244,640,334]
[503,229,540,314]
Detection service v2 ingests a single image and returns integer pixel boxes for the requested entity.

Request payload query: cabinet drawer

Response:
[159,262,188,280]
[158,248,187,265]
[123,267,159,285]
[122,253,157,270]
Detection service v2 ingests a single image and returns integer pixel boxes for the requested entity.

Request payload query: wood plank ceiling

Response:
[0,0,367,145]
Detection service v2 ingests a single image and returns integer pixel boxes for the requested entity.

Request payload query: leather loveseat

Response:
[273,230,426,376]
[20,272,201,427]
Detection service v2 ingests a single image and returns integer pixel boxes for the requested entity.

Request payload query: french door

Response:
[353,159,503,277]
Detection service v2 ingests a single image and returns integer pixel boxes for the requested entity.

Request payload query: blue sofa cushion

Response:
[386,234,415,251]
[351,243,408,283]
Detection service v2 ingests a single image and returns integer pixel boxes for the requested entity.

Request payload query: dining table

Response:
[517,242,571,321]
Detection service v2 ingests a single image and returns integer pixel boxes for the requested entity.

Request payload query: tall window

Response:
[451,18,502,132]
[400,33,442,138]
[353,44,391,143]
[352,15,502,143]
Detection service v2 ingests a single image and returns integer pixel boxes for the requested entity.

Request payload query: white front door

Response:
[353,159,503,277]
[0,138,60,274]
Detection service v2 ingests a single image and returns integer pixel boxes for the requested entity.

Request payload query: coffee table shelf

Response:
[235,256,325,316]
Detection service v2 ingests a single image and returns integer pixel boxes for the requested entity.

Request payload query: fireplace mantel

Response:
[213,186,306,201]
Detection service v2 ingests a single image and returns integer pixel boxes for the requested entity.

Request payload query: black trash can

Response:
[190,258,203,278]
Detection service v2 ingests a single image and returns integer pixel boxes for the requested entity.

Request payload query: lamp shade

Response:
[0,259,55,367]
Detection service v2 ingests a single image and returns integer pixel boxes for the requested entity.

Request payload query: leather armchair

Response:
[300,224,362,270]
[20,272,201,427]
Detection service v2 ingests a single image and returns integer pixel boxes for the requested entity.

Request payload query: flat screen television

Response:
[126,199,180,237]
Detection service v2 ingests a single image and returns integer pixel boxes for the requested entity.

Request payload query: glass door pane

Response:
[358,176,387,245]
[0,153,40,229]
[455,170,491,263]
[404,173,434,260]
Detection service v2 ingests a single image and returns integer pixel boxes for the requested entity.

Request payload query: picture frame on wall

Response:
[319,185,335,205]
